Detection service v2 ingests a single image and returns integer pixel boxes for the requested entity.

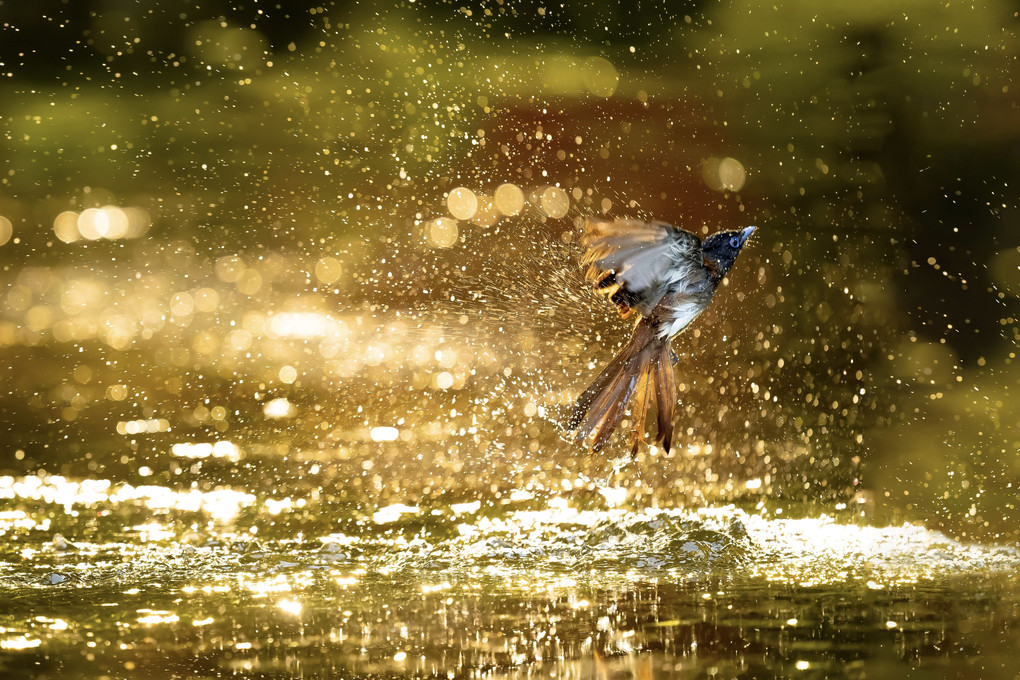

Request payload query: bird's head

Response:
[701,226,756,279]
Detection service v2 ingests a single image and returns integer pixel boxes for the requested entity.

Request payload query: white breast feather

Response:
[659,300,704,339]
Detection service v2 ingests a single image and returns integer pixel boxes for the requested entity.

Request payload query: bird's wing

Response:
[581,218,701,317]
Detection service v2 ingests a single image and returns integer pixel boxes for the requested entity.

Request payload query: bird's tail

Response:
[567,321,676,454]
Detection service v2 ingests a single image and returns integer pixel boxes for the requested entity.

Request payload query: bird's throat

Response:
[702,256,724,283]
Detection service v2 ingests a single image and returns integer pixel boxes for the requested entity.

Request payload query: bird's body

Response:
[568,218,756,455]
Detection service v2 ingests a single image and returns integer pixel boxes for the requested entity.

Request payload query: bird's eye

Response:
[729,236,741,248]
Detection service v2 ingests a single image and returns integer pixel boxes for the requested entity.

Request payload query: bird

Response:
[566,218,757,455]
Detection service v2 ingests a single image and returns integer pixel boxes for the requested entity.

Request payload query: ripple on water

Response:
[1,475,1017,589]
[2,475,1019,678]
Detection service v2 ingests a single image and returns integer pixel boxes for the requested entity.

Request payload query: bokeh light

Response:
[582,56,619,97]
[494,183,525,216]
[370,426,400,442]
[427,218,459,248]
[471,195,499,227]
[263,398,295,419]
[702,157,747,192]
[539,186,570,218]
[52,211,79,243]
[50,206,150,243]
[314,256,344,284]
[447,187,478,220]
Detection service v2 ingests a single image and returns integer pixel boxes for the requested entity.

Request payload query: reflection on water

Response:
[1,476,1018,678]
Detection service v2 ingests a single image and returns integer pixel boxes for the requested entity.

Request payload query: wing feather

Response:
[581,218,701,316]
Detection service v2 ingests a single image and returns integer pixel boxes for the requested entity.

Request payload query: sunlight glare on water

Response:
[2,472,1018,676]
[2,473,1015,585]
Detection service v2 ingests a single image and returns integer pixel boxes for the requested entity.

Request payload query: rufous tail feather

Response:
[568,322,676,454]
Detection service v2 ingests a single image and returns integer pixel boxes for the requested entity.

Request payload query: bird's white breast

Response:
[659,300,704,339]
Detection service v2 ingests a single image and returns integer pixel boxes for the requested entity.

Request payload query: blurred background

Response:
[0,0,1017,540]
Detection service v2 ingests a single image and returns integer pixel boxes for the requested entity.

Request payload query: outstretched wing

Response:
[581,218,702,317]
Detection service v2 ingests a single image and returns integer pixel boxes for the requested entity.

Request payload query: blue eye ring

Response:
[729,236,741,248]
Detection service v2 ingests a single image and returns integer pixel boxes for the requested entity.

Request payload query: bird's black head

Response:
[701,226,756,279]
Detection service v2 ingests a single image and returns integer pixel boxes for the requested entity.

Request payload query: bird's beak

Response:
[739,226,756,245]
